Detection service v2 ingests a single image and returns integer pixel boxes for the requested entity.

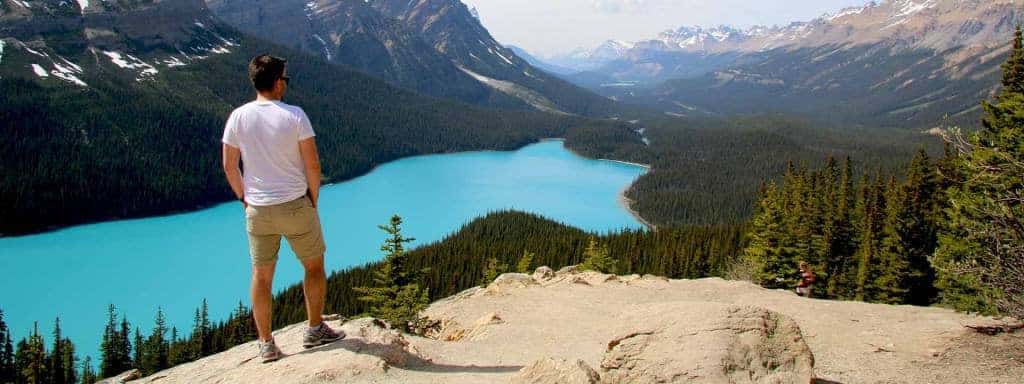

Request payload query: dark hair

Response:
[249,54,287,92]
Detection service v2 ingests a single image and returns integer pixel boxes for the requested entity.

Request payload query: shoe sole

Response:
[261,353,283,364]
[302,334,345,349]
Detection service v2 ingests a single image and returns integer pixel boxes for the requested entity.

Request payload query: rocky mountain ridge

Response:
[104,267,1023,384]
[207,0,620,116]
[555,0,1023,128]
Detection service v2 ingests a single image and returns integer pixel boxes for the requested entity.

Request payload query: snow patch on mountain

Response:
[893,0,936,18]
[458,66,567,115]
[827,5,871,21]
[102,51,159,81]
[75,0,89,14]
[489,47,514,65]
[31,64,48,77]
[313,34,332,60]
[0,40,5,65]
[50,60,87,87]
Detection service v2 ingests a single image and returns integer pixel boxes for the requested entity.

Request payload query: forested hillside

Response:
[566,116,940,227]
[0,1,635,235]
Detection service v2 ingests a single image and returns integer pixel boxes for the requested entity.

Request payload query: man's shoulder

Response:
[276,102,307,118]
[229,101,259,116]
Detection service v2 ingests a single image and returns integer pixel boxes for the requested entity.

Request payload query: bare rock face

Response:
[485,273,538,295]
[95,369,140,384]
[600,305,815,383]
[533,266,555,281]
[557,265,580,275]
[337,318,427,368]
[513,357,601,384]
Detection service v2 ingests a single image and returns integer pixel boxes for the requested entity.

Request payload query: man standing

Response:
[222,54,343,363]
[796,261,816,298]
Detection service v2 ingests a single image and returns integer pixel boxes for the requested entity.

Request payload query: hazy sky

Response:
[461,0,869,57]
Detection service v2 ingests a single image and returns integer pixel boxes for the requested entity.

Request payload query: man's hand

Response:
[298,137,321,209]
[223,144,247,211]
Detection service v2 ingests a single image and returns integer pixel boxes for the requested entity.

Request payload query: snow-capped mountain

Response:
[567,0,1022,128]
[545,40,636,72]
[207,0,618,116]
[650,25,753,52]
[0,0,239,86]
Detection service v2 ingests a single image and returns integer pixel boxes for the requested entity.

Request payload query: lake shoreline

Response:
[4,137,654,238]
[559,140,655,230]
[618,186,656,231]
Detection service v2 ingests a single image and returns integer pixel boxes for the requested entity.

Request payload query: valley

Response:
[0,0,1021,382]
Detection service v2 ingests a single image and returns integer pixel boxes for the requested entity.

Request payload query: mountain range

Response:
[542,0,1023,128]
[0,0,622,234]
[205,0,619,116]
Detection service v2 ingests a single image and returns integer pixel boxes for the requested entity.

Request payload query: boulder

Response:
[513,357,601,384]
[337,318,427,368]
[600,305,815,383]
[557,265,580,275]
[533,266,555,281]
[95,369,140,384]
[485,273,537,294]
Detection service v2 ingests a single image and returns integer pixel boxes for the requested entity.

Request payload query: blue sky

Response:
[461,0,870,57]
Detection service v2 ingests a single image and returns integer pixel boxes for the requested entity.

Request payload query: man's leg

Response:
[300,255,326,327]
[251,262,277,341]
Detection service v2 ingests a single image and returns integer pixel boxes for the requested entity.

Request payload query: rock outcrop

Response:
[513,358,600,384]
[116,266,1022,384]
[600,305,814,383]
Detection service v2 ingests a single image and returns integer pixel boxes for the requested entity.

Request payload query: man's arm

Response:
[298,137,321,208]
[222,143,246,207]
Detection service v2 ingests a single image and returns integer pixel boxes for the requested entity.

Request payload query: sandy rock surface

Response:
[126,267,1022,384]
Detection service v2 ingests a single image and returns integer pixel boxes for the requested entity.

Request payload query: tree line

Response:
[741,27,1024,317]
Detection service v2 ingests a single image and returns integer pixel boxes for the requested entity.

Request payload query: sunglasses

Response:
[280,75,290,84]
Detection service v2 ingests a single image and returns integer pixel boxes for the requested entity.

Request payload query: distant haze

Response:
[462,0,870,56]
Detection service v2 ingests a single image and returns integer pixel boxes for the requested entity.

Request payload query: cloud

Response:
[590,0,650,13]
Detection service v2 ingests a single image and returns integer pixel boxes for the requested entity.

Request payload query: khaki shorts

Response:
[796,286,813,298]
[245,195,326,266]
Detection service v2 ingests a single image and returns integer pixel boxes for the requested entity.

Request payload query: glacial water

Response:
[0,140,646,364]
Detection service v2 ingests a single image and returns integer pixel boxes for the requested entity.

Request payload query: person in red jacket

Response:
[796,261,816,298]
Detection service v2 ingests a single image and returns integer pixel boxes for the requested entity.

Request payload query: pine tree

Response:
[60,338,76,384]
[140,309,169,376]
[98,305,119,378]
[855,173,888,302]
[516,250,535,274]
[580,236,616,274]
[17,323,46,384]
[826,157,858,299]
[0,309,15,384]
[354,215,429,332]
[49,318,64,384]
[479,257,508,286]
[189,300,211,360]
[379,215,417,287]
[743,183,799,289]
[167,327,184,367]
[896,150,940,305]
[132,328,142,371]
[936,26,1024,317]
[199,300,211,357]
[80,356,97,384]
[118,316,131,372]
[870,176,910,304]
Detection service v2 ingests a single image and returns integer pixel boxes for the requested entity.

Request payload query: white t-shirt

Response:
[221,100,316,206]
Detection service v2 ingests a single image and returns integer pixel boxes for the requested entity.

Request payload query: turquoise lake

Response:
[0,140,646,363]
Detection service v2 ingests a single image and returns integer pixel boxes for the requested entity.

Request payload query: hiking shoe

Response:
[259,339,284,363]
[303,322,345,348]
